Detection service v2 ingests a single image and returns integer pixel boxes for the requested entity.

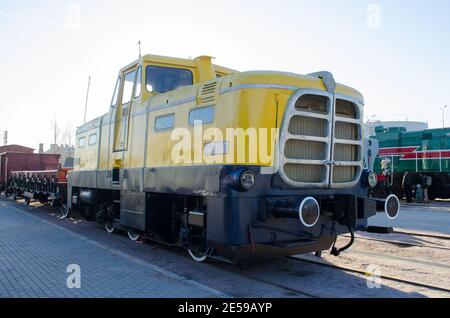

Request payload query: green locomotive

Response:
[372,126,450,200]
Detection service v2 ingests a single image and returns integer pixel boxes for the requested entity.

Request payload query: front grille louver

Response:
[279,90,363,189]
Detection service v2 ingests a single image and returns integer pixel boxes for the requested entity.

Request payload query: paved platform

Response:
[369,203,450,234]
[0,201,225,298]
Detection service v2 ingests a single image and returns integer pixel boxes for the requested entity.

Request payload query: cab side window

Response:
[155,114,175,132]
[78,136,86,148]
[189,106,215,126]
[134,66,142,98]
[122,70,137,104]
[88,133,97,146]
[111,77,120,107]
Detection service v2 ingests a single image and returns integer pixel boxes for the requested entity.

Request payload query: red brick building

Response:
[0,145,34,154]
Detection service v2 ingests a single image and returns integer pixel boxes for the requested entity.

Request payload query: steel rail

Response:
[290,256,450,294]
[344,234,450,251]
[393,230,450,241]
[345,249,450,270]
[229,271,320,298]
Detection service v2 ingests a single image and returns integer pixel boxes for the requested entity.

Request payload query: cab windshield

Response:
[146,65,193,93]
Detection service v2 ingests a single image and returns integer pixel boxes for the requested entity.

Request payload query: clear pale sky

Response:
[0,0,449,149]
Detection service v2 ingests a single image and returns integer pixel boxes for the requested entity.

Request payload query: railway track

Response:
[346,249,450,270]
[229,248,450,298]
[393,229,450,241]
[345,234,450,251]
[231,271,320,298]
[224,238,450,298]
[289,255,450,294]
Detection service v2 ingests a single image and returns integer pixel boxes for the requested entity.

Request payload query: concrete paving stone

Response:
[0,203,223,298]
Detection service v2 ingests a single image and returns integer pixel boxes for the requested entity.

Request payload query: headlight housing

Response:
[384,194,400,220]
[239,170,256,191]
[298,197,320,228]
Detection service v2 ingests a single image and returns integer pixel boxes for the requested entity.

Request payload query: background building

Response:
[0,144,34,154]
[45,144,75,168]
[365,117,429,137]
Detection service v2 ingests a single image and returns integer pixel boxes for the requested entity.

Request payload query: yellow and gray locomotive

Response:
[68,54,399,263]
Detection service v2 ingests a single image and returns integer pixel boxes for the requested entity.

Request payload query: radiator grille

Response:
[335,122,359,140]
[284,140,327,160]
[333,144,359,162]
[284,164,326,183]
[332,97,362,187]
[333,166,357,183]
[288,116,328,137]
[295,95,328,114]
[279,90,363,188]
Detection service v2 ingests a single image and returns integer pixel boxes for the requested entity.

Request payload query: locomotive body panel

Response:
[73,72,363,173]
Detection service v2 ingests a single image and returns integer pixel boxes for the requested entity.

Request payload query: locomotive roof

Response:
[76,55,363,135]
[120,54,238,76]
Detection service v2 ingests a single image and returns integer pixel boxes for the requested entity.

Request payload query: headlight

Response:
[368,172,378,188]
[298,197,320,228]
[385,194,400,220]
[239,170,256,191]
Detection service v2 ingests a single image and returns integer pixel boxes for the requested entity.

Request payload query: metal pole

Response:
[391,154,394,186]
[84,76,91,124]
[416,152,418,172]
[441,105,447,128]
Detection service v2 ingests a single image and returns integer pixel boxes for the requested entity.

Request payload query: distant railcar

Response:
[372,126,450,199]
[65,54,398,264]
[0,150,60,191]
[5,168,70,207]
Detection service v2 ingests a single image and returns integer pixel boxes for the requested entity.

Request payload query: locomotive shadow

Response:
[356,231,442,248]
[8,197,88,225]
[239,256,429,298]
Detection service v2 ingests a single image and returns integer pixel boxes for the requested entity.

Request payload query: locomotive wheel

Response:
[187,246,211,263]
[105,223,115,233]
[127,230,141,242]
[104,203,116,234]
[82,206,96,221]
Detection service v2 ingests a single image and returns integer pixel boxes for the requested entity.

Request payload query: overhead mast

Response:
[441,105,448,128]
[83,76,91,124]
[137,40,141,58]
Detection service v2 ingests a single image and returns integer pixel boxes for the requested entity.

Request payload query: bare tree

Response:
[51,116,60,146]
[61,123,73,147]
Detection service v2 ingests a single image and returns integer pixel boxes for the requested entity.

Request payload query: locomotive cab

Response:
[68,54,398,264]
